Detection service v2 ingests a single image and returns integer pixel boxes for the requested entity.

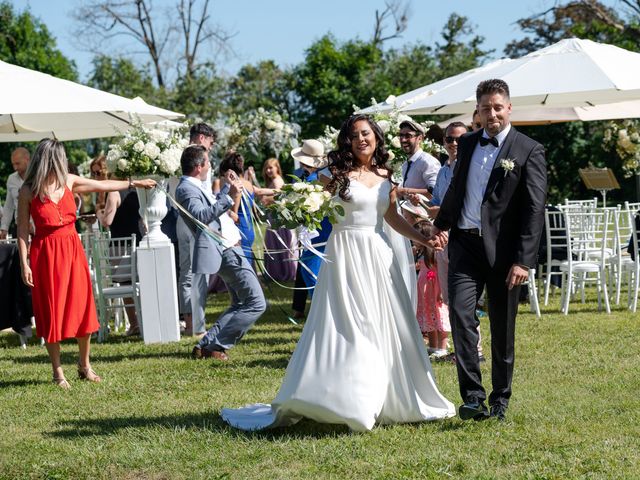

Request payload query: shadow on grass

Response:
[47,411,353,440]
[10,350,189,365]
[0,378,49,388]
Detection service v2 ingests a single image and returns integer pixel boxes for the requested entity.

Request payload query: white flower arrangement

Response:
[209,109,300,163]
[603,120,640,177]
[499,158,516,177]
[266,180,344,231]
[106,121,187,178]
[353,99,446,178]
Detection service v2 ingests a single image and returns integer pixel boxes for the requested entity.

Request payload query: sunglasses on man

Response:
[444,136,461,144]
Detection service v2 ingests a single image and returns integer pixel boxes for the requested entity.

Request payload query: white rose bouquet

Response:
[106,121,188,178]
[603,120,640,177]
[266,181,345,231]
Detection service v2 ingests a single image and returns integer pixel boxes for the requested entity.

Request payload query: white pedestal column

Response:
[137,242,180,344]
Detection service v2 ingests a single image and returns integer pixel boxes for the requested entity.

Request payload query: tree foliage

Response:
[0,2,79,196]
[506,0,640,202]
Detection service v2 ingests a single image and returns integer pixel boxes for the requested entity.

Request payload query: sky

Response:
[17,0,620,82]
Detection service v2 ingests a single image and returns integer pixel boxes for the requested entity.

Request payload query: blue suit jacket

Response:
[175,176,233,274]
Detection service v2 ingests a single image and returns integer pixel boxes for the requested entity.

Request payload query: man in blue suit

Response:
[175,145,266,361]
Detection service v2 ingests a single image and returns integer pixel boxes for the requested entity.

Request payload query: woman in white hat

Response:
[222,114,455,431]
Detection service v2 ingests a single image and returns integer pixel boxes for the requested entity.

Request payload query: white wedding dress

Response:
[221,179,455,431]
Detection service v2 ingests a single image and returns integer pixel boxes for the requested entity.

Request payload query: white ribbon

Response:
[297,226,329,262]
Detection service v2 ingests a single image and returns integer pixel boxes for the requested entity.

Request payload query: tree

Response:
[88,55,156,99]
[226,60,295,117]
[505,0,640,202]
[0,2,78,196]
[434,14,493,79]
[292,35,388,137]
[73,0,234,87]
[371,0,410,47]
[505,0,640,57]
[0,2,77,80]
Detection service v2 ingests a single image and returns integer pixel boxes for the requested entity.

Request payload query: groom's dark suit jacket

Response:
[434,127,547,270]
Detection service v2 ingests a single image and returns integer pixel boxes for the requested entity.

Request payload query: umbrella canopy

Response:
[362,38,640,116]
[0,60,183,142]
[437,100,640,127]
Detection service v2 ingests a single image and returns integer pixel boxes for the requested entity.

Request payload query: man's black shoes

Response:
[490,404,507,421]
[459,399,490,421]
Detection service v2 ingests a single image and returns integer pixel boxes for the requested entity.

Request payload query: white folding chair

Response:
[92,234,142,342]
[525,268,541,319]
[610,208,635,305]
[560,209,611,315]
[624,201,640,214]
[542,209,568,306]
[627,210,640,312]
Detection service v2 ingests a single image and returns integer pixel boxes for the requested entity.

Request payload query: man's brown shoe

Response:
[208,350,229,361]
[191,346,203,359]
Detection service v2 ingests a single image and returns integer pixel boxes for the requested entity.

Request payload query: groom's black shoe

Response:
[459,399,489,421]
[490,404,507,421]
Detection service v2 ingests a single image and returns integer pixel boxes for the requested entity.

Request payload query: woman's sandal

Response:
[77,363,102,383]
[53,376,71,389]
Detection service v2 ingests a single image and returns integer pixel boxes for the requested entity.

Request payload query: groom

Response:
[432,79,547,421]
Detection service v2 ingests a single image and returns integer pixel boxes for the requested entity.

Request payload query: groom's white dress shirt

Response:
[458,124,511,232]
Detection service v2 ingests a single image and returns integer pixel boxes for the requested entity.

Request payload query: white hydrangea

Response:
[133,140,145,153]
[264,119,277,130]
[144,142,161,160]
[377,120,391,133]
[117,158,129,170]
[292,182,307,192]
[314,184,324,192]
[391,136,401,149]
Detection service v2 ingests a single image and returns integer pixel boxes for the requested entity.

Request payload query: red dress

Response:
[30,186,99,343]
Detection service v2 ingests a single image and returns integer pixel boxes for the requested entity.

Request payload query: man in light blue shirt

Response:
[429,121,469,212]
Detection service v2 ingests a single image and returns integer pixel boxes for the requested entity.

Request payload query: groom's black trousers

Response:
[448,229,521,407]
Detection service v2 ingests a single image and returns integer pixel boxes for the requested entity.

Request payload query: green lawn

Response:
[1,285,639,480]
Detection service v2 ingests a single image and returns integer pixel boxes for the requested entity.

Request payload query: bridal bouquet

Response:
[603,120,640,177]
[266,180,344,231]
[106,121,188,178]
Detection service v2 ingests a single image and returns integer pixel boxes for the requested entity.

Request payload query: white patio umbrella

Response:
[361,38,640,116]
[0,60,183,142]
[437,99,640,127]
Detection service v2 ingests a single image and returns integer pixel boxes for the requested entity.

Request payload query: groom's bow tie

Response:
[479,136,499,147]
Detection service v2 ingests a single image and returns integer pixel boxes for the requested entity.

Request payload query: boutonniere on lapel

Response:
[499,158,516,178]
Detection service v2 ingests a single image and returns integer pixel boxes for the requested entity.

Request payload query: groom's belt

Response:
[456,227,482,237]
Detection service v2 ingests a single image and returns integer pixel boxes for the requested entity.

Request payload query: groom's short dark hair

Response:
[181,145,208,175]
[189,122,216,143]
[476,79,510,102]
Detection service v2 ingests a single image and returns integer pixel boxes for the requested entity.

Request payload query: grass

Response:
[1,284,639,479]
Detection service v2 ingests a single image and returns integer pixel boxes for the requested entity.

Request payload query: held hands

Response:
[225,170,244,197]
[506,264,529,290]
[428,227,449,251]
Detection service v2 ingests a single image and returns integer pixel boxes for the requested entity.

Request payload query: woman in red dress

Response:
[17,139,156,389]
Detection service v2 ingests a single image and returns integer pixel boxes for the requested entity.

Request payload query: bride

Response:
[221,114,455,432]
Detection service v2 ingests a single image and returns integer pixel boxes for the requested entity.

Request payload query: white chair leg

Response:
[528,270,541,319]
[563,275,572,315]
[632,268,640,313]
[543,265,552,306]
[601,270,611,314]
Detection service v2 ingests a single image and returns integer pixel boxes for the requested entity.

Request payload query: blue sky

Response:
[17,0,619,81]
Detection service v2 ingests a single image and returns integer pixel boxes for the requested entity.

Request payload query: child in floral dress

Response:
[414,221,450,358]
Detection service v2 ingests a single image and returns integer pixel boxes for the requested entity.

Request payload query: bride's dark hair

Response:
[327,114,393,201]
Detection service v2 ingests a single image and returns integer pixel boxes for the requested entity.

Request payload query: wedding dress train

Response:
[221,179,455,431]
